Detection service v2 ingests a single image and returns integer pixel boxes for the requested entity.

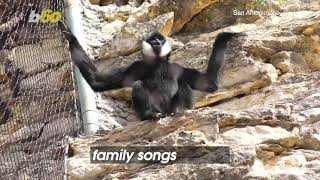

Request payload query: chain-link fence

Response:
[0,0,81,179]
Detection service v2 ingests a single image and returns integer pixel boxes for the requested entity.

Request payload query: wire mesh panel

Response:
[0,0,81,179]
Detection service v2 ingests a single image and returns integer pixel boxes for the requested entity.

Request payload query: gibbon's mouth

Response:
[152,43,162,48]
[151,41,161,46]
[152,44,162,54]
[151,40,162,52]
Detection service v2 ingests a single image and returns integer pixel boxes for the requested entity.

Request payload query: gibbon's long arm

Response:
[180,32,241,92]
[60,22,149,92]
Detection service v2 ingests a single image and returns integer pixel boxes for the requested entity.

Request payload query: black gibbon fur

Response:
[59,21,240,120]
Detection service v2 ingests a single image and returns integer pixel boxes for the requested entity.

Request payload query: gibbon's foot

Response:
[169,111,184,118]
[170,105,187,117]
[155,112,164,119]
[206,83,218,92]
[141,111,164,121]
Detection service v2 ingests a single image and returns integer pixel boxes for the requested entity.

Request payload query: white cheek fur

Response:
[142,41,156,58]
[160,40,172,57]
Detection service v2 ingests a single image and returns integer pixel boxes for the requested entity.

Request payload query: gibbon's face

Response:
[142,32,172,61]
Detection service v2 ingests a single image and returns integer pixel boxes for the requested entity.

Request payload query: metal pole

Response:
[64,0,99,135]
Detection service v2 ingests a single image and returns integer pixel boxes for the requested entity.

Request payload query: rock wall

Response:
[69,0,320,179]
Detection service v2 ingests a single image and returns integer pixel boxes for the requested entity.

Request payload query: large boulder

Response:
[147,0,219,33]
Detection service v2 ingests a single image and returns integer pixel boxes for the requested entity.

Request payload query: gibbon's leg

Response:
[132,81,159,120]
[170,82,193,116]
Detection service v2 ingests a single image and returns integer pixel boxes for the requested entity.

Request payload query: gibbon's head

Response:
[142,32,172,61]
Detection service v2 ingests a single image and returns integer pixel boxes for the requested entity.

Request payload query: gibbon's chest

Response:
[144,62,178,93]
